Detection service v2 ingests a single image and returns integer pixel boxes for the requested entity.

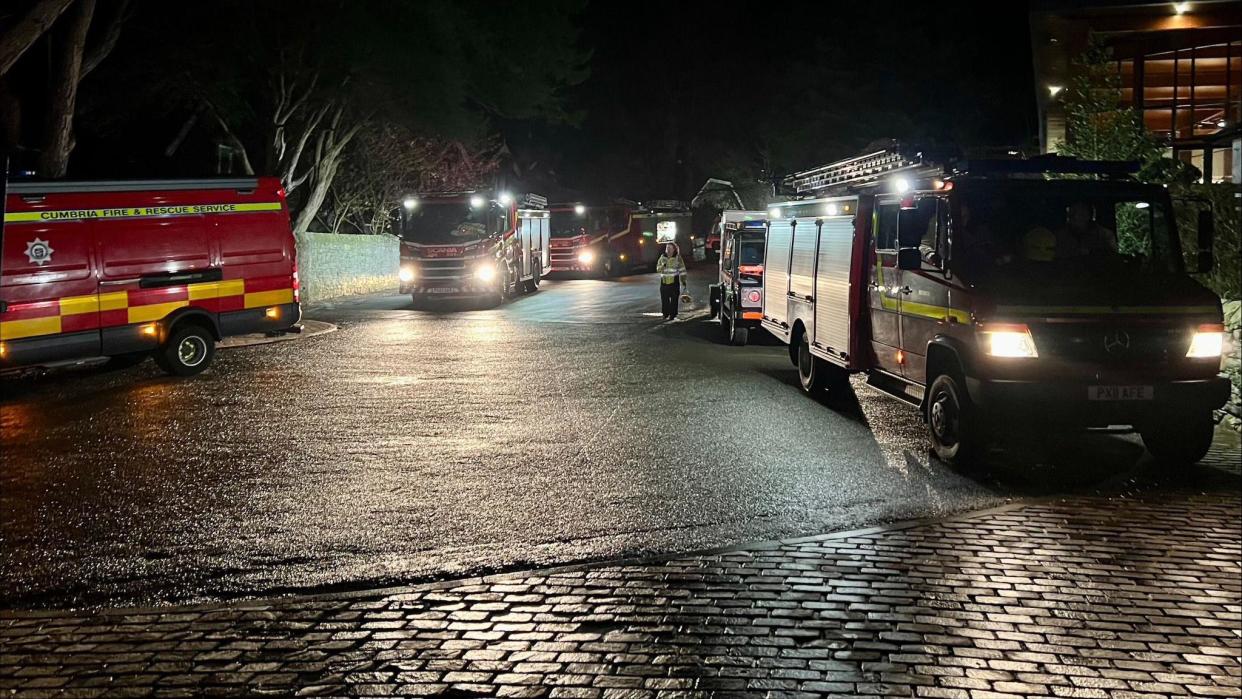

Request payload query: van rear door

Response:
[1,195,101,364]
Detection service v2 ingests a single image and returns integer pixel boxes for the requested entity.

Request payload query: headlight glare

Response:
[577,250,595,265]
[475,265,496,282]
[398,267,415,283]
[980,323,1038,358]
[1187,325,1224,358]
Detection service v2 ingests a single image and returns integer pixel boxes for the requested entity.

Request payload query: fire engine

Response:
[547,201,635,276]
[708,210,768,345]
[396,191,550,305]
[627,200,693,271]
[1,177,300,376]
[761,145,1228,466]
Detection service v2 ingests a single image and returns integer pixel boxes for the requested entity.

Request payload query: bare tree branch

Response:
[0,0,75,78]
[205,100,255,175]
[79,0,129,79]
[37,0,95,177]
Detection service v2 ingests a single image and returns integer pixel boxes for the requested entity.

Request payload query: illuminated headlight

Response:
[475,265,496,282]
[577,250,595,265]
[398,267,415,283]
[1187,325,1224,358]
[979,323,1038,358]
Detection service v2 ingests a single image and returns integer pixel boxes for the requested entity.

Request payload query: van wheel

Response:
[1140,411,1214,467]
[926,372,984,465]
[729,318,749,347]
[155,324,215,377]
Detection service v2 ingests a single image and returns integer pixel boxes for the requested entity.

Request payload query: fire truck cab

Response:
[762,146,1228,466]
[708,210,768,345]
[397,191,550,305]
[547,201,634,277]
[1,177,300,376]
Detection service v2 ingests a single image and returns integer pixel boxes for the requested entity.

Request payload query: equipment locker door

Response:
[868,201,904,375]
[813,214,854,359]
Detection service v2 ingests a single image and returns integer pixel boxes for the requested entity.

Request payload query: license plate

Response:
[1088,385,1153,401]
[425,287,458,294]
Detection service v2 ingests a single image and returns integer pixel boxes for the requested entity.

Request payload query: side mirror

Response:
[1197,209,1214,273]
[897,247,921,270]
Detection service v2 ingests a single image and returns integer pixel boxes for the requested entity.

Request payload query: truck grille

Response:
[1032,324,1192,365]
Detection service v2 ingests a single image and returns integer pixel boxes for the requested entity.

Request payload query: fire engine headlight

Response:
[475,264,497,282]
[398,267,415,283]
[577,250,595,265]
[1187,325,1224,358]
[979,323,1039,358]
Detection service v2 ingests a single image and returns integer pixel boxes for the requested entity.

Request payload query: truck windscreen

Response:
[955,184,1182,281]
[738,241,764,265]
[549,211,589,238]
[402,203,491,244]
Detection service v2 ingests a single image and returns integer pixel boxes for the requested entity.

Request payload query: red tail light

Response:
[746,290,761,304]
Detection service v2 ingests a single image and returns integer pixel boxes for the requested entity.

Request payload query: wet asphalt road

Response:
[2,267,1237,609]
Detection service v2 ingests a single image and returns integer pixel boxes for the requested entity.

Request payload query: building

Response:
[1031,0,1242,183]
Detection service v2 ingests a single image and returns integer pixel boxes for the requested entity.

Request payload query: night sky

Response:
[520,0,1037,199]
[20,1,1037,201]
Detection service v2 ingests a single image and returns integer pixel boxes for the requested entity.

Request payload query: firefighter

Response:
[656,242,687,319]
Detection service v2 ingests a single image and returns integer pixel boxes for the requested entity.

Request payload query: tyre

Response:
[708,287,721,319]
[925,372,985,465]
[1140,411,1214,466]
[602,257,615,277]
[154,323,215,377]
[797,332,847,393]
[729,318,749,347]
[797,333,826,393]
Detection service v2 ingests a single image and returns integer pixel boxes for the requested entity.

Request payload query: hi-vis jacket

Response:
[656,254,686,285]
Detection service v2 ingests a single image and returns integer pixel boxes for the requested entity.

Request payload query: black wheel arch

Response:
[923,335,976,411]
[163,307,221,341]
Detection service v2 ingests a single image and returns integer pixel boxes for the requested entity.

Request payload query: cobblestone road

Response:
[2,486,1239,698]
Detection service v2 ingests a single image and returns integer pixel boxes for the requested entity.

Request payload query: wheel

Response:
[729,316,749,346]
[797,333,827,393]
[1140,411,1214,466]
[796,332,849,394]
[154,323,215,377]
[602,257,615,277]
[926,372,985,465]
[708,287,721,319]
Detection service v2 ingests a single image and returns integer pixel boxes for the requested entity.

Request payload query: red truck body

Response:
[1,178,300,375]
[547,202,635,276]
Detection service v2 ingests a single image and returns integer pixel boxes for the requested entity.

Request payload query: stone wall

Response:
[295,232,399,305]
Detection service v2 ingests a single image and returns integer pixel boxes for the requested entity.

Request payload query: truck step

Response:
[865,372,923,407]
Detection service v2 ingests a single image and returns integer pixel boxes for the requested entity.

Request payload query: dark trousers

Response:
[660,282,680,318]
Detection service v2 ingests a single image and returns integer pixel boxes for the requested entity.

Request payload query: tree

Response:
[76,1,587,231]
[0,0,74,78]
[326,126,500,235]
[1055,41,1173,180]
[0,0,129,177]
